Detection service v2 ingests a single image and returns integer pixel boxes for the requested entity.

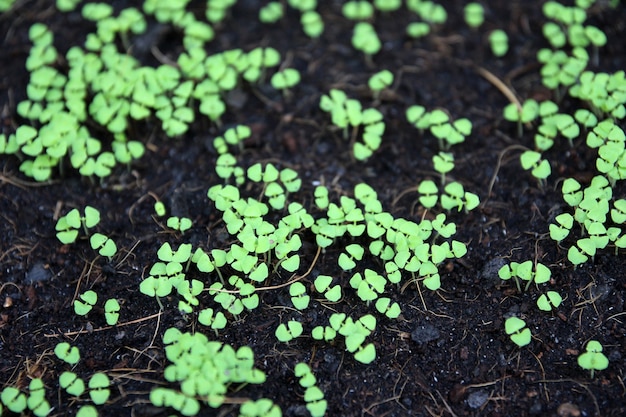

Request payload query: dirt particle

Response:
[557,403,580,417]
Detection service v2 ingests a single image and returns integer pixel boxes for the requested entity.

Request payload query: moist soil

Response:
[1,1,626,416]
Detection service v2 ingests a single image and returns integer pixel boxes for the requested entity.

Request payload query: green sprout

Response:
[549,213,574,242]
[352,22,381,64]
[290,282,310,310]
[166,216,192,233]
[74,290,98,316]
[1,387,27,414]
[27,378,51,417]
[301,10,324,38]
[259,2,283,23]
[314,275,342,302]
[498,260,551,292]
[275,320,303,342]
[503,99,538,138]
[59,371,86,396]
[76,405,98,417]
[342,1,374,20]
[417,180,439,208]
[432,151,454,185]
[504,316,531,347]
[374,0,401,12]
[368,70,394,101]
[489,29,509,57]
[464,3,485,28]
[406,22,430,38]
[240,398,282,417]
[54,342,80,365]
[536,291,563,311]
[577,340,609,377]
[104,298,120,325]
[198,308,227,334]
[520,150,551,185]
[312,325,337,341]
[90,233,117,258]
[88,373,110,405]
[271,68,301,99]
[295,362,317,388]
[375,297,401,319]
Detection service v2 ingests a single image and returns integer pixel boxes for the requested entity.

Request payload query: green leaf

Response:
[59,371,85,396]
[88,373,110,405]
[1,387,27,413]
[74,290,97,316]
[54,342,80,364]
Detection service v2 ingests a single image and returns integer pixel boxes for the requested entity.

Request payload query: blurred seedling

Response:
[368,70,393,102]
[271,68,301,99]
[503,99,538,138]
[259,2,283,23]
[464,3,484,28]
[275,320,303,342]
[301,10,324,38]
[489,29,509,57]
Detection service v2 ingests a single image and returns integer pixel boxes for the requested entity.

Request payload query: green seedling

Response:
[498,260,551,292]
[304,386,328,417]
[56,206,101,243]
[198,308,227,334]
[417,180,439,208]
[271,68,301,99]
[301,11,324,38]
[76,405,98,417]
[289,282,310,310]
[577,340,609,377]
[375,297,401,319]
[88,373,110,405]
[433,151,454,185]
[259,2,283,23]
[464,3,484,28]
[295,363,317,388]
[240,399,282,417]
[104,298,120,325]
[489,29,509,57]
[54,342,80,365]
[503,99,538,137]
[352,22,381,63]
[374,0,401,12]
[440,182,480,212]
[166,216,192,233]
[537,291,563,311]
[314,275,342,302]
[150,388,199,416]
[368,70,394,101]
[562,178,583,207]
[153,201,166,217]
[311,325,337,341]
[59,371,86,396]
[275,320,303,342]
[549,213,574,242]
[1,387,27,414]
[342,0,374,20]
[90,233,117,258]
[504,316,531,347]
[74,290,97,316]
[520,150,551,185]
[27,378,51,417]
[350,269,387,303]
[406,22,430,38]
[338,243,365,271]
[408,0,447,23]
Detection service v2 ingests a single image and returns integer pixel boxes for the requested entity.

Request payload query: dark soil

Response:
[1,1,625,416]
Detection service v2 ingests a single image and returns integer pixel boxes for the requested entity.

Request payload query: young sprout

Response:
[59,371,85,397]
[1,387,27,414]
[275,320,304,342]
[27,378,51,417]
[352,22,381,64]
[295,362,317,388]
[375,297,401,318]
[503,99,538,138]
[304,386,328,417]
[54,342,80,365]
[504,316,531,347]
[577,340,609,377]
[374,0,401,12]
[464,3,485,28]
[549,213,574,242]
[76,405,98,417]
[104,298,120,325]
[520,150,551,185]
[432,152,454,185]
[311,325,337,341]
[342,0,374,20]
[74,290,97,316]
[259,1,284,23]
[368,70,394,101]
[314,275,342,302]
[338,243,365,271]
[90,233,117,258]
[271,68,301,99]
[88,373,110,405]
[536,291,563,311]
[301,10,324,38]
[489,29,509,57]
[406,22,430,38]
[240,399,282,417]
[166,216,192,233]
[290,282,310,310]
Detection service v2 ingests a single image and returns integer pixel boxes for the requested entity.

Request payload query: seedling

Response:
[368,70,394,101]
[259,2,283,23]
[198,307,227,334]
[464,3,484,28]
[577,340,609,377]
[59,371,86,396]
[295,363,317,388]
[166,216,192,233]
[54,342,80,365]
[76,405,98,417]
[104,298,120,325]
[314,275,342,302]
[549,213,574,242]
[74,290,98,316]
[27,378,51,417]
[311,325,337,341]
[503,99,538,137]
[352,22,381,63]
[338,243,365,270]
[417,180,438,208]
[375,297,401,318]
[275,320,303,342]
[498,260,551,292]
[520,150,551,185]
[289,282,310,310]
[536,291,563,311]
[271,68,301,99]
[1,387,27,414]
[88,373,110,405]
[504,316,531,347]
[342,1,374,20]
[433,151,454,185]
[406,22,430,38]
[304,386,328,417]
[301,11,324,38]
[489,30,509,57]
[90,232,117,258]
[240,399,282,417]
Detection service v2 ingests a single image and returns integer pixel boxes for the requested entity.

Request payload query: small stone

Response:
[410,323,440,345]
[466,390,489,409]
[557,402,580,417]
[24,263,51,285]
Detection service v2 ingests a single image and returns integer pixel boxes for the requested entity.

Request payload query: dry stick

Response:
[45,312,162,338]
[481,144,530,207]
[474,65,522,113]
